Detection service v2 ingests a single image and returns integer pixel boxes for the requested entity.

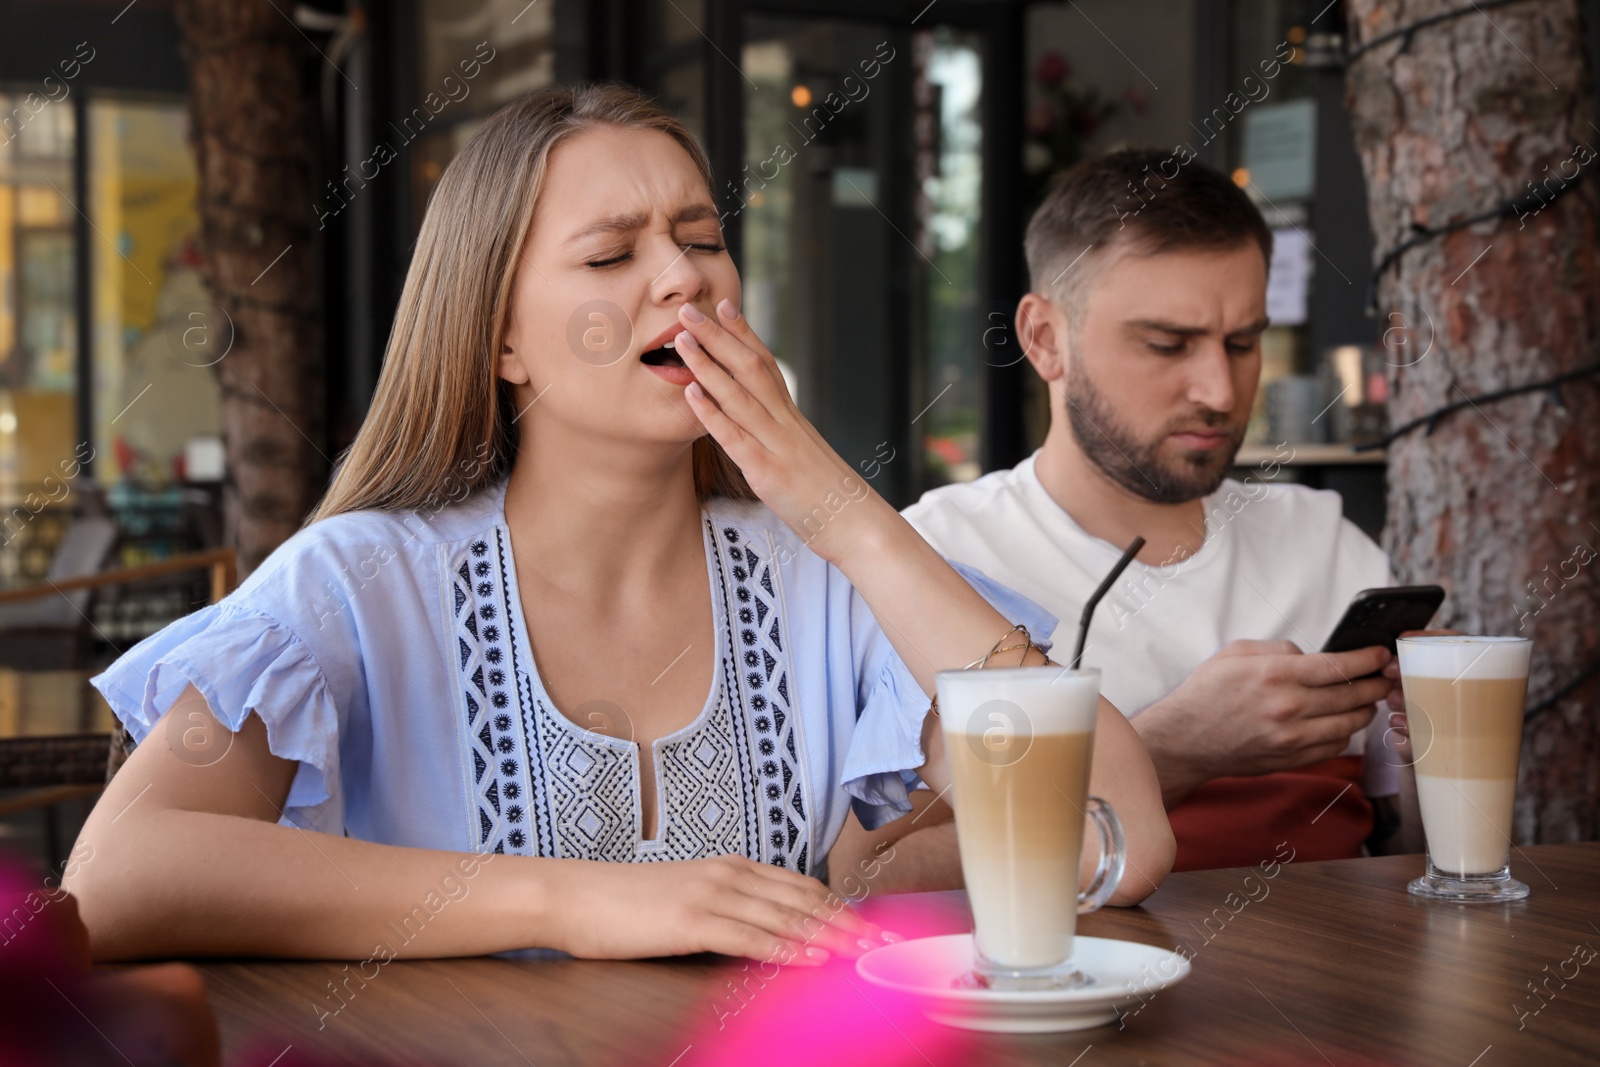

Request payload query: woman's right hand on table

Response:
[545,854,898,966]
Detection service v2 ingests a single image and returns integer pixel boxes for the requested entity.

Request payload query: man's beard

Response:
[1063,366,1244,505]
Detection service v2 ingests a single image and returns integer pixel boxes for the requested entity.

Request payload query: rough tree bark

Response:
[1345,0,1600,843]
[177,0,327,574]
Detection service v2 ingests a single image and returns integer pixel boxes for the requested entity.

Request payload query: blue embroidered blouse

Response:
[92,481,1056,880]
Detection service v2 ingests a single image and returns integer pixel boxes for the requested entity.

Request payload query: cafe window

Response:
[737,15,917,504]
[916,26,985,488]
[653,0,709,149]
[409,0,557,227]
[0,89,219,616]
[89,99,216,540]
[0,92,79,585]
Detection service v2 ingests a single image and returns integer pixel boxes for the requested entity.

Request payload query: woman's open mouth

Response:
[641,342,686,368]
[640,337,697,386]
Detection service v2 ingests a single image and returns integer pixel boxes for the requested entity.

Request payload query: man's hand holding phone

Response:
[1317,585,1446,770]
[1132,639,1395,806]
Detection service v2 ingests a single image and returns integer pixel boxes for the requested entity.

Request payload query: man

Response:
[831,149,1411,887]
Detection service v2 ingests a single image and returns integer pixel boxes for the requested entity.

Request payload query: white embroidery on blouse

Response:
[449,515,810,872]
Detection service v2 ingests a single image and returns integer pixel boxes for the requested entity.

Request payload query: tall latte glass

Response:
[937,666,1125,990]
[1398,636,1531,902]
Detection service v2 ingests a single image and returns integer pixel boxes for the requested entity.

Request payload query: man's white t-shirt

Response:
[902,450,1398,799]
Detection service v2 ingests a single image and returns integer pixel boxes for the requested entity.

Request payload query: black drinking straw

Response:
[1070,536,1146,670]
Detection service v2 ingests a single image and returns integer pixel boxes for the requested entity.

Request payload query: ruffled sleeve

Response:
[91,603,345,835]
[840,559,1058,829]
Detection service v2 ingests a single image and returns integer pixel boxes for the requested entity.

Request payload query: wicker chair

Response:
[0,547,236,861]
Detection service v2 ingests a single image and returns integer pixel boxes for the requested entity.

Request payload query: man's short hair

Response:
[1024,148,1273,321]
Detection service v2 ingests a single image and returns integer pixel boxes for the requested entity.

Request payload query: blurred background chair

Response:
[0,546,235,870]
[0,514,118,671]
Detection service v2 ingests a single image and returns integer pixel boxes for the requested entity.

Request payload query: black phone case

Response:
[1321,585,1446,654]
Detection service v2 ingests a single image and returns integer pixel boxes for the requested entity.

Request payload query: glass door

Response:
[915,27,986,490]
[607,2,1009,504]
[740,15,914,503]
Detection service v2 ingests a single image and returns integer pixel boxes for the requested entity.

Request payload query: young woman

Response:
[67,85,1173,966]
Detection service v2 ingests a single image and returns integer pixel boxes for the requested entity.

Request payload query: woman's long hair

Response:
[309,84,756,524]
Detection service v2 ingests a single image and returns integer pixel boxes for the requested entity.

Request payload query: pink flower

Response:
[1124,86,1150,116]
[1026,100,1056,137]
[1035,51,1070,86]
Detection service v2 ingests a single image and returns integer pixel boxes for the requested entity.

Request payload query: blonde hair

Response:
[309,84,755,524]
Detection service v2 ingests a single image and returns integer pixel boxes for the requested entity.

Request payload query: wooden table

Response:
[193,844,1600,1066]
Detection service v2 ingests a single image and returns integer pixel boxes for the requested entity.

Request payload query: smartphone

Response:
[1321,585,1446,654]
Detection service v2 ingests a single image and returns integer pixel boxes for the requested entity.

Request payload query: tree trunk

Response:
[177,0,327,574]
[1345,0,1600,843]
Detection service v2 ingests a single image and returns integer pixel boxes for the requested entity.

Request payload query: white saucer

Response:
[855,933,1191,1033]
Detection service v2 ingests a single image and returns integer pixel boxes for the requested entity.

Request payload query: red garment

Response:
[1167,755,1372,871]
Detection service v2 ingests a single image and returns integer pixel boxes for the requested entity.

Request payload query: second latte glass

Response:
[937,665,1125,991]
[1399,635,1532,903]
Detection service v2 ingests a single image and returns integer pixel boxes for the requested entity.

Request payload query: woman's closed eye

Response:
[584,242,725,271]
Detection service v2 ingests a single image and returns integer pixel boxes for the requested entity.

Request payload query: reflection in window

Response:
[738,36,796,405]
[419,0,551,114]
[654,1,708,182]
[87,99,221,586]
[0,93,77,584]
[90,100,215,496]
[917,28,983,487]
[411,0,552,228]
